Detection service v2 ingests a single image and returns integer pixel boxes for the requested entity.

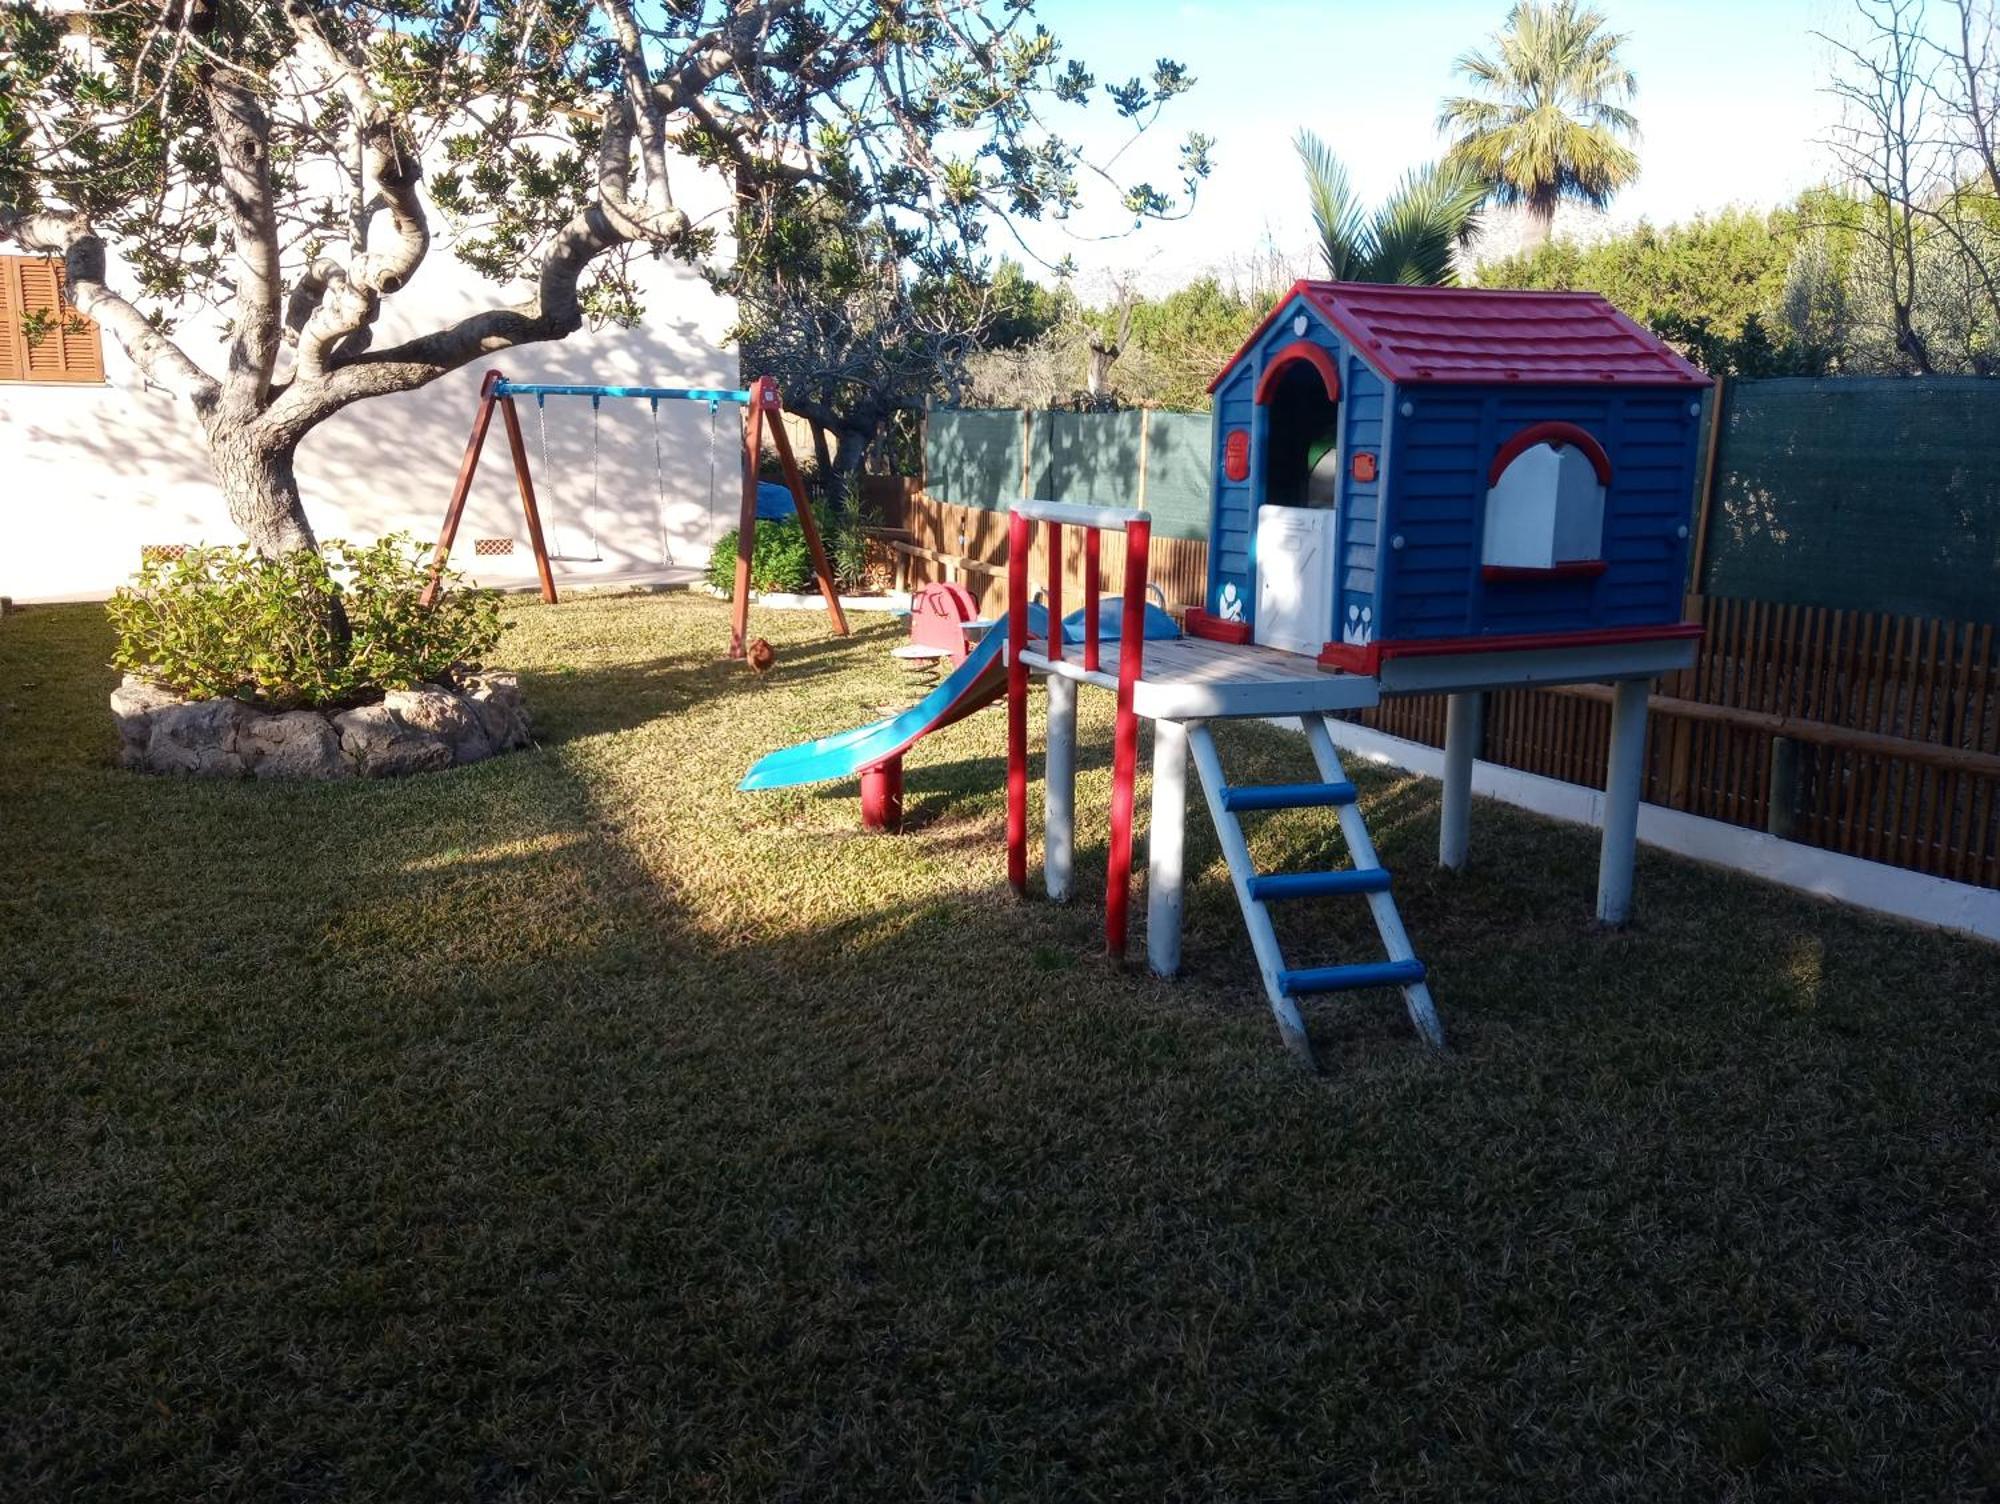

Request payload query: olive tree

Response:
[0,0,1210,555]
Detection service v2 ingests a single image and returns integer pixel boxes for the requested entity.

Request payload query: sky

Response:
[1007,0,1854,296]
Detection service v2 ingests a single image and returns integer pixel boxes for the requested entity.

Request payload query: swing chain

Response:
[587,395,602,562]
[706,398,719,533]
[651,396,672,567]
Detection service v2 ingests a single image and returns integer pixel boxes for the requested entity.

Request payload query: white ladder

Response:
[1184,714,1446,1068]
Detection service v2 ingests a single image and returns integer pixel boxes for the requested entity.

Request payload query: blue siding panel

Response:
[1376,383,1704,643]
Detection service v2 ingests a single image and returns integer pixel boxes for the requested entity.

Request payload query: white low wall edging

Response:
[1312,716,2000,947]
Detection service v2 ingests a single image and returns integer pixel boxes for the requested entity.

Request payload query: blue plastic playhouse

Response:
[746,282,1714,1068]
[1192,281,1710,677]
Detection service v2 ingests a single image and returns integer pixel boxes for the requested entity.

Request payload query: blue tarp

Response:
[754,481,797,521]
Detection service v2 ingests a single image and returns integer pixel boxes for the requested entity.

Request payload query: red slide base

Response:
[860,757,905,833]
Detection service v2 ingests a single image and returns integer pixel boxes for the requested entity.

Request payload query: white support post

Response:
[1440,691,1482,871]
[1044,673,1078,902]
[1146,718,1190,978]
[1597,676,1652,925]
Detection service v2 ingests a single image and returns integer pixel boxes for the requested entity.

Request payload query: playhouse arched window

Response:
[1481,422,1611,575]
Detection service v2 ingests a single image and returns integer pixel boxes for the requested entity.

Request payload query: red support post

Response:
[860,756,904,832]
[1083,529,1102,672]
[1006,509,1031,896]
[729,392,766,659]
[498,393,558,604]
[1045,520,1063,663]
[421,370,504,608]
[1104,518,1152,958]
[761,377,850,640]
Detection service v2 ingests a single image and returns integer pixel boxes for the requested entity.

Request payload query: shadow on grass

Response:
[6,597,2000,1502]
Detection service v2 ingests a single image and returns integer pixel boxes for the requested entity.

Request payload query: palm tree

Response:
[1438,0,1639,253]
[1294,130,1488,285]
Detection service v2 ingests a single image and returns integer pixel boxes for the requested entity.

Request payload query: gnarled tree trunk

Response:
[206,424,318,556]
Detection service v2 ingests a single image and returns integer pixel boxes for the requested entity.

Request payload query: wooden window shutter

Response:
[2,256,105,383]
[0,259,20,383]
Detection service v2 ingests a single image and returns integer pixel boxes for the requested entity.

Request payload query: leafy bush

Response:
[706,503,867,595]
[108,535,503,709]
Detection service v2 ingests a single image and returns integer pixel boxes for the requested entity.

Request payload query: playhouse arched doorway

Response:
[1253,348,1342,656]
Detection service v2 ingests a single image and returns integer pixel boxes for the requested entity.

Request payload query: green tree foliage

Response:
[1296,132,1486,286]
[1118,279,1267,408]
[986,260,1077,349]
[1440,0,1640,251]
[966,274,1268,411]
[1477,203,1854,375]
[0,0,1211,553]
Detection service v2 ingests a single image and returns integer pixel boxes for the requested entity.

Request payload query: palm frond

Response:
[1368,159,1488,285]
[1294,129,1375,281]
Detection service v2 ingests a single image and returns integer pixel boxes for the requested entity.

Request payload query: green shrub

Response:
[107,535,504,709]
[706,502,867,595]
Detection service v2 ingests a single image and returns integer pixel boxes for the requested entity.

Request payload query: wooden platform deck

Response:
[1018,629,1703,723]
[1018,637,1381,720]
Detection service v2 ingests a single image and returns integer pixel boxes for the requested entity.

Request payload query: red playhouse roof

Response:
[1210,281,1713,391]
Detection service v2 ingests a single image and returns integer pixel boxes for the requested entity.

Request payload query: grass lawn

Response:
[3,590,1997,1501]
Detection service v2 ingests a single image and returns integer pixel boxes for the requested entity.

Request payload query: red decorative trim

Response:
[1487,421,1612,487]
[1186,608,1252,645]
[1480,559,1610,583]
[1350,451,1378,483]
[1322,622,1703,675]
[1253,339,1342,406]
[1383,622,1705,661]
[1317,640,1383,675]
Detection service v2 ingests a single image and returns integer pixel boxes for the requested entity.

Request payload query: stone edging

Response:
[110,672,532,779]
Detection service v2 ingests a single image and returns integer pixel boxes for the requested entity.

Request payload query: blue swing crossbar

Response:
[491,380,753,404]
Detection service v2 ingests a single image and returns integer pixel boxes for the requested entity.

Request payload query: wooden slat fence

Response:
[882,489,2000,887]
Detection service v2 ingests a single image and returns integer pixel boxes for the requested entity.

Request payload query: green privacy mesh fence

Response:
[926,409,1214,539]
[1031,410,1145,512]
[1140,414,1213,541]
[1705,378,2000,625]
[924,409,1022,509]
[930,387,2000,622]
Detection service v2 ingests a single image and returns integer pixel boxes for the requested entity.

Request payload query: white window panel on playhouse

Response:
[1482,442,1606,569]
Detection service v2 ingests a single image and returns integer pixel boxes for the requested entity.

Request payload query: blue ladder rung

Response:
[1279,958,1427,996]
[1248,868,1392,900]
[1219,781,1358,812]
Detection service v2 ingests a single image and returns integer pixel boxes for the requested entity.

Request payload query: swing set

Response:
[422,370,850,657]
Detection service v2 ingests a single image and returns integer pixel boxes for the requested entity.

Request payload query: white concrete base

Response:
[1315,716,2000,947]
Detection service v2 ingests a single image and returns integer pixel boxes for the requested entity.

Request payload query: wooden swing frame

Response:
[423,370,850,657]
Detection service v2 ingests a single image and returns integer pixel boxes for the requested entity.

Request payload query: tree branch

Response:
[199,53,285,419]
[279,0,430,382]
[597,0,672,206]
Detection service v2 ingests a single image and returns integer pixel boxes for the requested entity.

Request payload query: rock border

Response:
[110,672,532,780]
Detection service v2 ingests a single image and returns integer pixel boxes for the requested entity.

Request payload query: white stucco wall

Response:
[1,177,739,601]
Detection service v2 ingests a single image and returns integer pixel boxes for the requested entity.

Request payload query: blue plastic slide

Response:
[739,603,1179,791]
